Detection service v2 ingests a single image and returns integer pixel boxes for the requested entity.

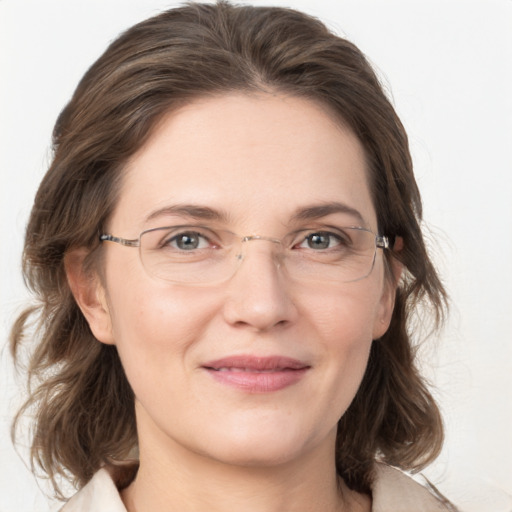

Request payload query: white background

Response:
[1,1,511,511]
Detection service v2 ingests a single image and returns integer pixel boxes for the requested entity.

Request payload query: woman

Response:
[11,2,455,510]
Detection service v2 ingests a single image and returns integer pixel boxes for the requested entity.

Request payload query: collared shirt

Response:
[61,463,451,511]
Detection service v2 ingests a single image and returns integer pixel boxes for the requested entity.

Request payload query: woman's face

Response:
[82,93,396,468]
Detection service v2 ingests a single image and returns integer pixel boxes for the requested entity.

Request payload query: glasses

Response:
[99,225,390,285]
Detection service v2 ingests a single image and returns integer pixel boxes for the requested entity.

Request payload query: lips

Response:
[202,355,310,393]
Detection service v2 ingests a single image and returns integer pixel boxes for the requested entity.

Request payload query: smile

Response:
[202,356,310,393]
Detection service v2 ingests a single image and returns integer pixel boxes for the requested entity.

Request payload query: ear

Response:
[372,237,403,339]
[64,248,115,345]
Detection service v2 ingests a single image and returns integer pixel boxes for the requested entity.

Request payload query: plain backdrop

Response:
[1,1,511,511]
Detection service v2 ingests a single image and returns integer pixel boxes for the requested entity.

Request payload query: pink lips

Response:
[202,355,310,393]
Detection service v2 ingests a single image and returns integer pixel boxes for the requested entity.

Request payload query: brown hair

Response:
[11,0,447,498]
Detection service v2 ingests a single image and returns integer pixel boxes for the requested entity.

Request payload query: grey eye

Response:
[171,232,206,250]
[304,232,340,250]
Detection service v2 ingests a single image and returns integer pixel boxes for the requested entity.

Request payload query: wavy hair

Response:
[11,0,447,498]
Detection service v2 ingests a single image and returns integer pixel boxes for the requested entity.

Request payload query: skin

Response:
[68,92,398,512]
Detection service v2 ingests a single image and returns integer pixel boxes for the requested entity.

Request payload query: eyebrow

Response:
[145,204,230,224]
[290,202,366,226]
[144,201,366,227]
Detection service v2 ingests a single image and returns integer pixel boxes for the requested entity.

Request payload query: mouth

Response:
[202,355,310,393]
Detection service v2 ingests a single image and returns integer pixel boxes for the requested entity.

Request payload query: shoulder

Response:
[59,466,134,512]
[372,463,454,512]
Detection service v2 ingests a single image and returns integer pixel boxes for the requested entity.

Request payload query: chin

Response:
[209,441,307,468]
[195,415,326,468]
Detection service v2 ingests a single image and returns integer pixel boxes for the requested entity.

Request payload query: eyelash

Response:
[163,230,217,250]
[159,228,352,252]
[295,231,346,251]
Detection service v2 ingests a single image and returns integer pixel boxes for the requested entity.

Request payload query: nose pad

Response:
[234,235,284,274]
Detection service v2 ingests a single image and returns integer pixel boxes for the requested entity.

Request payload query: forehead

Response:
[113,93,376,232]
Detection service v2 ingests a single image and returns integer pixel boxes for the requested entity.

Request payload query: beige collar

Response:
[61,462,452,512]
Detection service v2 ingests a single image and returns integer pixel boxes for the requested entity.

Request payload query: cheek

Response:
[319,292,375,378]
[105,271,214,390]
[304,282,383,344]
[298,283,383,409]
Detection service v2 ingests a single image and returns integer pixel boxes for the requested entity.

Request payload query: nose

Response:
[222,238,298,332]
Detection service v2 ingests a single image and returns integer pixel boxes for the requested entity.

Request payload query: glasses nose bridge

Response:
[235,234,284,264]
[241,234,282,245]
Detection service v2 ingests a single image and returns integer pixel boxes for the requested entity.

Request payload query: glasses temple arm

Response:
[376,236,390,250]
[99,234,140,247]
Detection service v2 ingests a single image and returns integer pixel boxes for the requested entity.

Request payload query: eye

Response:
[166,231,212,251]
[298,231,344,250]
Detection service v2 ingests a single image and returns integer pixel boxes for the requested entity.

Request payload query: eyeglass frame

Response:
[99,225,391,285]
